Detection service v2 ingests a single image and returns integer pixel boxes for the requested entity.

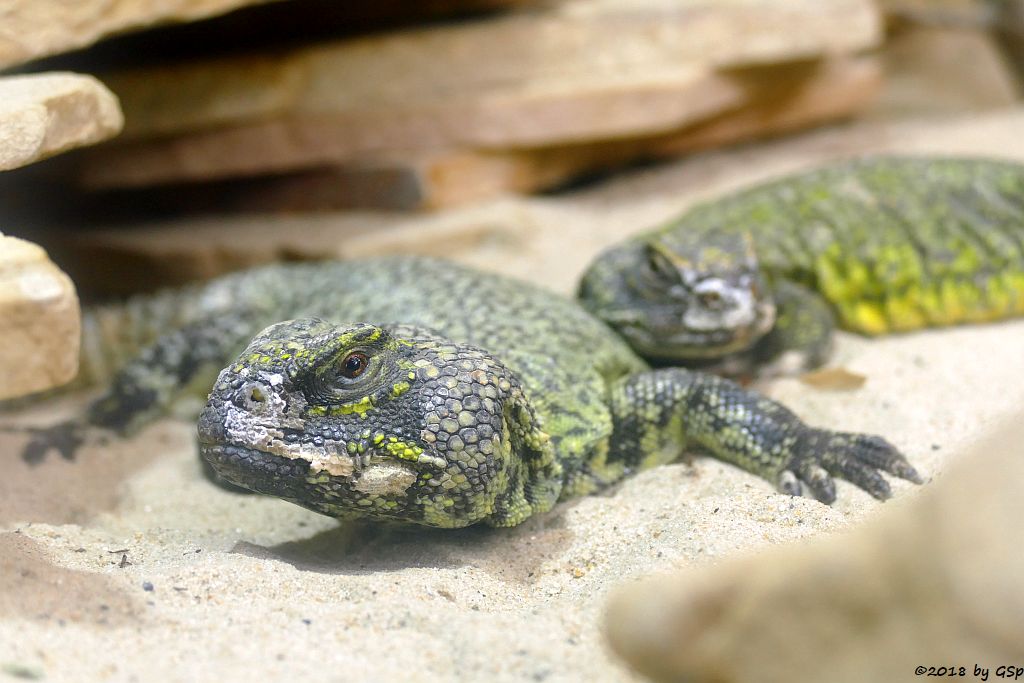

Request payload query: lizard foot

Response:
[778,430,924,504]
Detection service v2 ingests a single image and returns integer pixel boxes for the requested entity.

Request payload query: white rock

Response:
[0,235,80,399]
[0,72,123,171]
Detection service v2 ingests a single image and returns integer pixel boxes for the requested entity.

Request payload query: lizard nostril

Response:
[699,290,724,310]
[235,382,270,411]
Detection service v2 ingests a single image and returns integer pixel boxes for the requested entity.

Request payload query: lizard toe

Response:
[826,453,893,500]
[841,432,925,485]
[795,461,835,503]
[777,469,804,498]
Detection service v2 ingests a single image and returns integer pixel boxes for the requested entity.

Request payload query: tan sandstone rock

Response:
[74,0,881,191]
[0,0,543,70]
[868,24,1020,118]
[994,0,1024,82]
[75,54,880,212]
[0,0,280,69]
[605,416,1024,683]
[877,0,994,25]
[0,73,123,172]
[0,235,80,400]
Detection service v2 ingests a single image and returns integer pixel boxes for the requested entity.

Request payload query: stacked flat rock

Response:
[0,0,280,68]
[71,0,885,210]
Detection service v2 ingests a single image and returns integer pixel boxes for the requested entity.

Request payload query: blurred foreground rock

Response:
[605,416,1024,683]
[0,73,122,171]
[72,0,882,210]
[0,235,80,400]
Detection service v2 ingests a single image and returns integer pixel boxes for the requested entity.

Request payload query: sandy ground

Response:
[4,118,1024,682]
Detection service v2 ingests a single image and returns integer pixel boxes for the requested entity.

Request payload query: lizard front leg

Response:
[749,279,836,376]
[606,368,923,502]
[21,312,265,465]
[672,280,836,379]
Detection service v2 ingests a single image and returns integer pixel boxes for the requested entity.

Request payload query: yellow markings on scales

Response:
[337,328,381,345]
[882,291,926,331]
[308,395,375,418]
[939,279,977,322]
[818,242,1024,332]
[383,437,423,462]
[999,271,1024,315]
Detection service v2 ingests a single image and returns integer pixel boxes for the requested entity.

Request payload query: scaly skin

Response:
[20,257,920,527]
[578,156,1024,372]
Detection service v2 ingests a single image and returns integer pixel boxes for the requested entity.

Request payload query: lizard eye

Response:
[306,349,377,403]
[339,351,368,379]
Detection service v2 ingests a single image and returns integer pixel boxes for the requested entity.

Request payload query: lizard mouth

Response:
[613,316,772,360]
[201,441,425,523]
[200,441,318,498]
[598,297,776,361]
[197,400,440,510]
[198,399,369,486]
[201,440,420,497]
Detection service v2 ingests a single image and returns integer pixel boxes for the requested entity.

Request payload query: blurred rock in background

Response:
[0,0,278,67]
[872,0,1020,117]
[993,0,1024,79]
[0,0,1022,297]
[26,0,884,213]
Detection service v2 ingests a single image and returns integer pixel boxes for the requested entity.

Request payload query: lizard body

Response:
[578,156,1024,372]
[20,257,918,527]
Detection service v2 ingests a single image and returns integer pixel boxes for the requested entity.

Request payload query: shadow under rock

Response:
[232,506,576,583]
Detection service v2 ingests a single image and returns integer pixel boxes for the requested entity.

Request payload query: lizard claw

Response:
[781,429,922,502]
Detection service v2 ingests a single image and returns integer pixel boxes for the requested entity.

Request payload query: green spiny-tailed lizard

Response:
[579,156,1024,376]
[18,256,920,527]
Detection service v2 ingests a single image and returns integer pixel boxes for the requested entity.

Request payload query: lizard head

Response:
[578,230,776,362]
[198,318,545,528]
